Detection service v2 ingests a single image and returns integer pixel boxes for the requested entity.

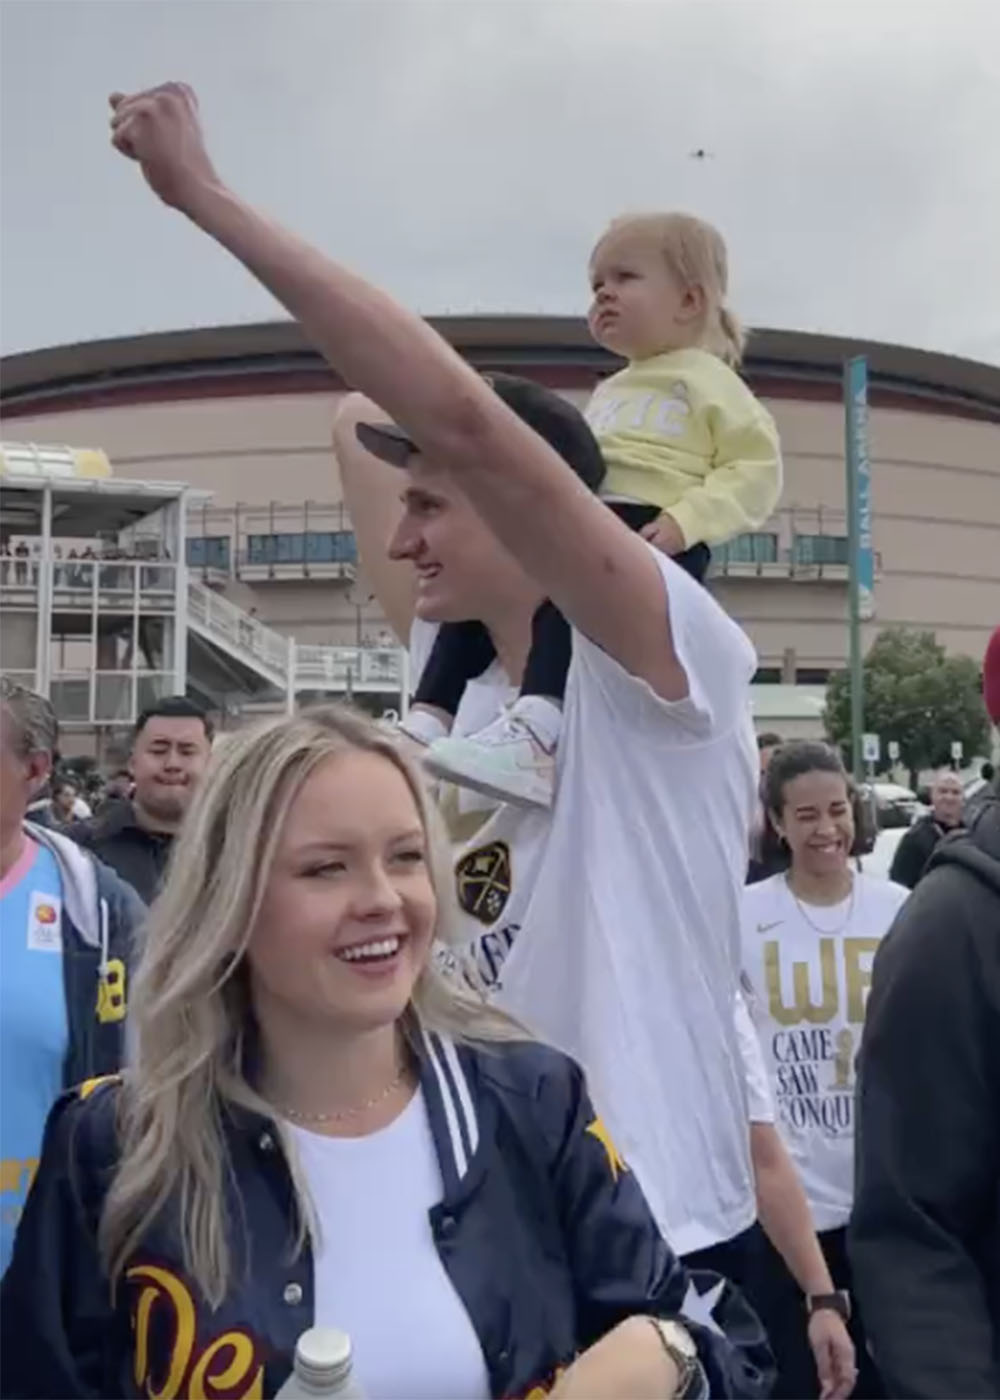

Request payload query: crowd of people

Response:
[0,80,997,1400]
[0,540,172,592]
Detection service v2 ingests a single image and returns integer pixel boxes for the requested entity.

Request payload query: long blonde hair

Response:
[592,211,746,366]
[100,704,518,1307]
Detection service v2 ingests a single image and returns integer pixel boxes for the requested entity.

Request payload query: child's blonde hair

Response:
[592,212,746,367]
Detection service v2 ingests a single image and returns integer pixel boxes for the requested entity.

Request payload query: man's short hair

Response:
[0,677,59,757]
[134,696,214,742]
[756,731,783,751]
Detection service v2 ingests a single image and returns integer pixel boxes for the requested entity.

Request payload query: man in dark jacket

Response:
[0,679,144,1275]
[68,696,212,902]
[888,767,965,889]
[851,626,1000,1397]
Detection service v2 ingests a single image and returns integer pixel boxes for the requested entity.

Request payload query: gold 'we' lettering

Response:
[764,937,881,1027]
[127,1263,263,1400]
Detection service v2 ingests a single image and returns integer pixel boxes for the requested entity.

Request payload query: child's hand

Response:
[640,511,687,557]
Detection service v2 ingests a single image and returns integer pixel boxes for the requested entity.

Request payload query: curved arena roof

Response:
[2,317,999,423]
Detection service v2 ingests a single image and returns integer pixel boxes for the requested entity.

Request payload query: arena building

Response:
[3,317,998,739]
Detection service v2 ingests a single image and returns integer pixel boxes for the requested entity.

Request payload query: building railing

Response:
[294,645,404,689]
[184,501,358,581]
[0,555,177,602]
[187,580,290,683]
[185,581,405,694]
[1,539,405,728]
[48,671,176,723]
[709,506,884,580]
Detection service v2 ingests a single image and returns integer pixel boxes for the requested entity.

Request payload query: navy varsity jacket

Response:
[0,1029,772,1400]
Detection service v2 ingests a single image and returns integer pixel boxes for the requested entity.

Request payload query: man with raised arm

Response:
[109,85,762,1296]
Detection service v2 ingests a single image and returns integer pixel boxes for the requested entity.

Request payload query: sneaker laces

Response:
[486,706,548,749]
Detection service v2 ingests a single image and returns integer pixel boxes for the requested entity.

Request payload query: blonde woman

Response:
[2,707,769,1400]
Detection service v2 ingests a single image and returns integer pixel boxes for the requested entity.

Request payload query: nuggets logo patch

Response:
[456,841,511,926]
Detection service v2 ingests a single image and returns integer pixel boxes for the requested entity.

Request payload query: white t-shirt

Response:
[734,989,775,1125]
[288,1091,490,1400]
[740,870,909,1231]
[416,547,760,1256]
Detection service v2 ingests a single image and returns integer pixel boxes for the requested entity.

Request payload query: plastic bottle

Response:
[275,1328,366,1399]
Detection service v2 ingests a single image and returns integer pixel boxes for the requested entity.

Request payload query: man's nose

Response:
[388,521,419,561]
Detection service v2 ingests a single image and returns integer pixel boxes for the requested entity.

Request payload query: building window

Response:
[796,666,832,684]
[717,532,778,565]
[246,531,358,565]
[753,666,782,684]
[187,536,231,569]
[793,534,848,566]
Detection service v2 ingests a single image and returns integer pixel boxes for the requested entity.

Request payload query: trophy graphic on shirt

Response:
[831,1028,855,1090]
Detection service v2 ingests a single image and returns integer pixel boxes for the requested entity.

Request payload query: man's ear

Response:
[25,749,52,801]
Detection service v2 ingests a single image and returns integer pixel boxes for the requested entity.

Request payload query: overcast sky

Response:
[2,0,999,363]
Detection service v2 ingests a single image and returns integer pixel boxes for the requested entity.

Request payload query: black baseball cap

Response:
[355,372,606,494]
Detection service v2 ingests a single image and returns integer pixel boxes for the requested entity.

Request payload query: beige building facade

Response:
[3,318,999,695]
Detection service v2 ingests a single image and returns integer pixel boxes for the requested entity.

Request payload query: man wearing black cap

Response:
[365,373,714,811]
[109,85,769,1361]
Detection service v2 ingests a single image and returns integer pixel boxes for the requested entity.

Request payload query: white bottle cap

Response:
[295,1328,352,1388]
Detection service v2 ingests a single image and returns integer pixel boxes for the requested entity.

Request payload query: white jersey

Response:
[740,870,909,1230]
[416,547,760,1255]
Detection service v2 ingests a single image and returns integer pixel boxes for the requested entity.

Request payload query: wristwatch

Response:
[648,1319,706,1398]
[807,1290,851,1322]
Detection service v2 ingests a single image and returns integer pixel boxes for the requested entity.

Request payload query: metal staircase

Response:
[186,579,407,711]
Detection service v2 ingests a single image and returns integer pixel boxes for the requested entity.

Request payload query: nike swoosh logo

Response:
[757,920,783,934]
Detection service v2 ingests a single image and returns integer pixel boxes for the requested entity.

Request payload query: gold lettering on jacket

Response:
[764,937,880,1026]
[127,1263,264,1399]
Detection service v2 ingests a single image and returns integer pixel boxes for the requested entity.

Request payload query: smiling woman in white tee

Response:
[740,742,909,1399]
[4,704,770,1400]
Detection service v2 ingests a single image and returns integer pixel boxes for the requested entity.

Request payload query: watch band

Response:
[807,1289,851,1321]
[647,1319,706,1398]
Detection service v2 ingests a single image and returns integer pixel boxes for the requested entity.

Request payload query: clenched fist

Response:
[110,83,220,211]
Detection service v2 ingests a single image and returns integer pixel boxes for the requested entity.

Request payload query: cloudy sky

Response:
[2,0,999,362]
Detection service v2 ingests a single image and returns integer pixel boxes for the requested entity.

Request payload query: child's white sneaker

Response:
[423,700,560,809]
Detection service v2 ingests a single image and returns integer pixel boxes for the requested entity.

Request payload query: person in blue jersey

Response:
[0,679,144,1274]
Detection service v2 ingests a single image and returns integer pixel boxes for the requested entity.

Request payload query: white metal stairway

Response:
[186,579,407,705]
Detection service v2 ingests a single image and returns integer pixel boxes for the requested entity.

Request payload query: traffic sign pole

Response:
[845,357,871,781]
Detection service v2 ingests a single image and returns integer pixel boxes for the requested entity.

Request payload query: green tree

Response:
[825,628,987,785]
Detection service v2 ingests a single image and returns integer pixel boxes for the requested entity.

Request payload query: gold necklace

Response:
[275,1065,409,1125]
[786,871,856,936]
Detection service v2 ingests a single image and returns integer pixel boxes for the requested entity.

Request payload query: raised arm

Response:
[333,394,415,642]
[110,84,687,700]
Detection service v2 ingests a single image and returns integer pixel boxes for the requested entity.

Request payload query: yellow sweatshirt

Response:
[585,348,783,548]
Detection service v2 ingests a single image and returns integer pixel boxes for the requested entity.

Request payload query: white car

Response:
[861,825,908,879]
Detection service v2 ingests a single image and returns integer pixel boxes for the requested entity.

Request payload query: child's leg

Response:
[421,508,656,806]
[608,501,661,531]
[520,600,573,704]
[404,620,497,744]
[421,600,566,810]
[673,542,712,583]
[610,502,712,586]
